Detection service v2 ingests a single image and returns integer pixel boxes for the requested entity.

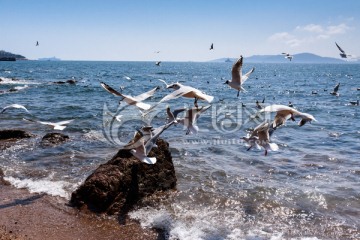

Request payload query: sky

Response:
[1,0,359,61]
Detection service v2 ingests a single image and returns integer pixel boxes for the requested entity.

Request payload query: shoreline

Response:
[0,183,159,240]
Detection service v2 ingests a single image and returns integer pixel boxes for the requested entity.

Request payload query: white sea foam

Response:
[0,77,40,85]
[129,206,289,240]
[129,205,324,240]
[4,176,73,199]
[83,130,107,142]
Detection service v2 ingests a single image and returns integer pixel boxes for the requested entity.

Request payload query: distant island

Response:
[211,53,358,64]
[0,50,27,61]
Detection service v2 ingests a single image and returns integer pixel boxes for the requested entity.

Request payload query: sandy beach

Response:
[0,183,159,240]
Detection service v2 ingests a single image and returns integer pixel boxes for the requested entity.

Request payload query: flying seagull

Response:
[147,80,214,112]
[36,41,39,46]
[259,104,317,128]
[224,55,255,97]
[168,105,211,135]
[100,82,160,111]
[330,83,340,96]
[1,104,30,114]
[242,120,278,156]
[155,61,161,66]
[123,115,176,164]
[282,52,293,61]
[210,43,214,50]
[23,118,74,130]
[335,42,351,58]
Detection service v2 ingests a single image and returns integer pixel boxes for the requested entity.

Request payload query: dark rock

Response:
[41,132,69,146]
[53,81,66,84]
[70,138,177,215]
[0,129,33,140]
[0,129,33,150]
[8,88,18,92]
[0,168,10,185]
[53,79,77,85]
[66,79,77,84]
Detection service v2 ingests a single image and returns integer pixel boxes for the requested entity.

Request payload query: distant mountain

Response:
[211,53,356,63]
[0,50,26,60]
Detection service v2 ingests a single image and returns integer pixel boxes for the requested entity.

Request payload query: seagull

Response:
[100,82,160,111]
[330,83,340,96]
[1,104,30,114]
[256,100,263,109]
[349,100,359,106]
[210,43,214,50]
[335,42,351,58]
[288,101,294,107]
[282,52,293,61]
[123,118,176,164]
[169,105,211,135]
[259,104,317,128]
[148,80,214,112]
[36,41,39,46]
[23,118,74,130]
[242,121,278,156]
[224,55,255,97]
[155,61,161,66]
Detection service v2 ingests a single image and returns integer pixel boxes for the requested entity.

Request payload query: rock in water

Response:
[70,138,177,215]
[0,129,32,140]
[0,129,33,150]
[41,132,69,146]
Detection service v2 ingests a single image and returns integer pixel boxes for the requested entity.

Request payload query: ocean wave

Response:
[4,175,74,199]
[0,76,40,85]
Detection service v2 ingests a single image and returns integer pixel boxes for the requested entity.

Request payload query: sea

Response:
[0,60,359,240]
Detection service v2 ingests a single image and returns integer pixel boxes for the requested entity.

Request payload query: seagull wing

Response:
[231,56,243,84]
[1,104,29,114]
[241,67,255,84]
[100,82,125,98]
[333,83,340,93]
[172,108,186,119]
[158,79,170,88]
[260,104,298,113]
[158,87,191,103]
[335,42,346,54]
[133,86,159,102]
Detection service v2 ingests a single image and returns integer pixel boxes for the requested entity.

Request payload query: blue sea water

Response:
[0,60,359,239]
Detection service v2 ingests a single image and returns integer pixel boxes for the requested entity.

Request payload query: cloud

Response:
[296,24,324,33]
[268,22,351,48]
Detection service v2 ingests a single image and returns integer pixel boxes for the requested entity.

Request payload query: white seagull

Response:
[330,83,340,96]
[224,55,255,97]
[168,105,211,135]
[259,104,317,128]
[242,121,278,156]
[147,80,213,113]
[123,119,176,164]
[23,118,74,130]
[1,104,30,114]
[100,82,159,111]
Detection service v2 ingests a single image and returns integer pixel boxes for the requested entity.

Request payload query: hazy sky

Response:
[1,0,359,61]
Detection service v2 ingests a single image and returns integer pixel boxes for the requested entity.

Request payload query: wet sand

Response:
[0,184,159,240]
